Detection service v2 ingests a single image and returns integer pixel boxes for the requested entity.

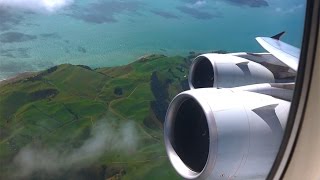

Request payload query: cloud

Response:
[275,4,305,14]
[177,6,221,20]
[13,119,139,178]
[186,0,207,8]
[177,0,222,20]
[0,0,73,13]
[68,1,144,24]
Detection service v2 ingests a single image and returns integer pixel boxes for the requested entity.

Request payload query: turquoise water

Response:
[0,0,306,80]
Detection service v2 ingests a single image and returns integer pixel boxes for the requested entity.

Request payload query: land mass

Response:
[0,54,198,180]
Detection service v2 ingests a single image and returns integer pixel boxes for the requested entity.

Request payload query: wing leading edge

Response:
[256,32,300,72]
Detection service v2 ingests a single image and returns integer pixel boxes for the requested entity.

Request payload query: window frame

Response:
[267,0,320,179]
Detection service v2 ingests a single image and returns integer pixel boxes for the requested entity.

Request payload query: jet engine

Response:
[164,88,290,179]
[189,53,275,89]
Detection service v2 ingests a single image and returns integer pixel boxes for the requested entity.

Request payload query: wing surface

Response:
[256,32,300,72]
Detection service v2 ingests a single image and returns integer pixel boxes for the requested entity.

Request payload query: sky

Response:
[0,0,73,12]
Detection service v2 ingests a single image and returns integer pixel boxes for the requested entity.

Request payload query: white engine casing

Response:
[164,88,290,180]
[189,53,275,89]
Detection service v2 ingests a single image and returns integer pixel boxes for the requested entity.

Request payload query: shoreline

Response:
[0,53,167,85]
[0,53,169,86]
[0,50,221,86]
[0,72,37,86]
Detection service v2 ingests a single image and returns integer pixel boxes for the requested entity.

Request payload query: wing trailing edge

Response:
[256,32,300,72]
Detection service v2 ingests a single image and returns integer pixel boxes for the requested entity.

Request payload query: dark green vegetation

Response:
[0,54,192,180]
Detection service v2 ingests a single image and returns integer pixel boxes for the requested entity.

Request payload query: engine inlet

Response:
[169,97,210,173]
[190,57,214,89]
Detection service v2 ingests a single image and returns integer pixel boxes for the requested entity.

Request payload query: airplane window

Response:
[0,0,306,179]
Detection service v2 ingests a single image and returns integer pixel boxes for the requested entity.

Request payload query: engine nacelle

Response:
[189,53,275,89]
[164,88,290,179]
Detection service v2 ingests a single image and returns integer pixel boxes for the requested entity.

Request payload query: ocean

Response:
[0,0,306,81]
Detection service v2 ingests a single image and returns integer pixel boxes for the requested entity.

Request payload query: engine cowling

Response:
[164,88,290,179]
[189,53,275,89]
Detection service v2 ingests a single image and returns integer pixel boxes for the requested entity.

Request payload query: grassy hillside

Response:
[0,54,192,180]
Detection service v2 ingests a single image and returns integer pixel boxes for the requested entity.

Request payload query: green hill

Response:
[0,54,192,180]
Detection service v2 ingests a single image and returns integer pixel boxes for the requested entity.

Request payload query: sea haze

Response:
[0,0,306,80]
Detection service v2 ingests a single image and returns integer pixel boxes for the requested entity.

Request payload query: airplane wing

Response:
[165,32,297,180]
[256,31,300,72]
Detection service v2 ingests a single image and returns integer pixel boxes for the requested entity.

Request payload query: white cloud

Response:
[0,0,74,13]
[13,119,139,178]
[187,0,207,8]
[275,4,304,14]
[194,0,207,7]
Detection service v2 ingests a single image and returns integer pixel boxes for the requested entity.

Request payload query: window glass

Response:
[0,0,306,179]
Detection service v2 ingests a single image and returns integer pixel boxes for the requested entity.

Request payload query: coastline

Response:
[0,72,37,86]
[0,53,167,86]
[0,50,223,87]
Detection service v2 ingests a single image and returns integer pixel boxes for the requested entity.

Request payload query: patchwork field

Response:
[0,54,194,179]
